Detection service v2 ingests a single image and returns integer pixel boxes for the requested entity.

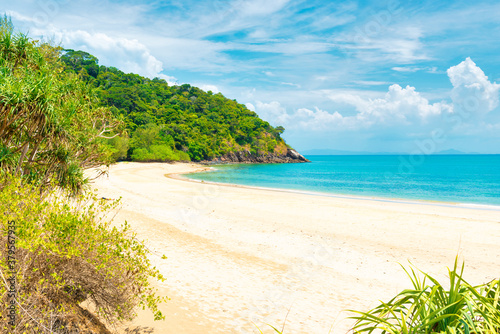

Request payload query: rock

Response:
[287,148,308,162]
[201,148,310,165]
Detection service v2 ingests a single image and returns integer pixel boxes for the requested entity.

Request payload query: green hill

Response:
[60,49,307,163]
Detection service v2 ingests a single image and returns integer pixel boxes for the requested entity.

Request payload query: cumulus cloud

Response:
[56,30,166,78]
[352,84,452,122]
[294,107,344,129]
[158,74,179,86]
[447,57,500,115]
[254,101,290,125]
[255,84,452,131]
[255,59,500,135]
[198,84,220,94]
[245,103,256,111]
[253,101,352,131]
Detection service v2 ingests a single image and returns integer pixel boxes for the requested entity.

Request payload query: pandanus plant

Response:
[0,15,119,193]
[349,258,500,334]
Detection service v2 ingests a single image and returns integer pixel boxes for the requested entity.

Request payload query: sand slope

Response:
[89,162,500,334]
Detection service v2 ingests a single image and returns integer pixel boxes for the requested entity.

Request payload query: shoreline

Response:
[171,165,500,212]
[89,162,500,334]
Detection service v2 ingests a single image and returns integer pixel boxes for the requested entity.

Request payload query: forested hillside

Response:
[60,50,307,163]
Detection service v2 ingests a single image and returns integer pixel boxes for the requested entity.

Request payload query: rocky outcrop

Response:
[202,148,310,164]
[286,148,308,162]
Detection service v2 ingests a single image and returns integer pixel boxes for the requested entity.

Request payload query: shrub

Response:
[0,175,167,333]
[105,135,130,161]
[0,23,119,194]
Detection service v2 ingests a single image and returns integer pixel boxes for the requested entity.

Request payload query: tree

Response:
[0,21,166,333]
[0,28,118,193]
[275,126,285,137]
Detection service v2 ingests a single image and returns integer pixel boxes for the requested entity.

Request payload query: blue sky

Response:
[5,0,500,153]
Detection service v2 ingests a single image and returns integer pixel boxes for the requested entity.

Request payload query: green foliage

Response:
[103,134,130,161]
[60,51,288,161]
[0,175,167,332]
[349,258,500,334]
[60,49,100,79]
[0,21,166,332]
[129,123,190,162]
[0,27,118,194]
[0,14,13,35]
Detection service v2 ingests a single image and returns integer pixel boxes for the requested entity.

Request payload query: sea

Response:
[186,155,500,207]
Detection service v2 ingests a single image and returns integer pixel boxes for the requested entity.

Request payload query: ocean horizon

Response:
[186,154,500,207]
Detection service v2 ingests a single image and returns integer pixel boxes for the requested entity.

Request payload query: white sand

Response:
[89,162,500,334]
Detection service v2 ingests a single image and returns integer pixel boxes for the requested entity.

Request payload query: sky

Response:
[4,0,500,153]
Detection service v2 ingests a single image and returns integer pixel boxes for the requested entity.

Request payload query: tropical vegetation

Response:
[60,49,289,162]
[349,258,500,334]
[0,16,166,333]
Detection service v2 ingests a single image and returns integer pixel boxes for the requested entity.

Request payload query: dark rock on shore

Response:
[201,148,310,164]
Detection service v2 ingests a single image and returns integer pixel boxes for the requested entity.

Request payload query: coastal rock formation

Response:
[287,148,308,161]
[203,148,310,164]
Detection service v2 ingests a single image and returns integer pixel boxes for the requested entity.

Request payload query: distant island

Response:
[302,148,481,155]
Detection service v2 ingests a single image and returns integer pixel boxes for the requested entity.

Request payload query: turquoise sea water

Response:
[186,155,500,206]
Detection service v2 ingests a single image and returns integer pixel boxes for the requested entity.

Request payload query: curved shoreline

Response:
[167,166,500,212]
[90,162,500,334]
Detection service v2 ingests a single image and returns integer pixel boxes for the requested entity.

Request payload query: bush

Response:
[0,175,167,333]
[0,21,118,194]
[105,135,130,161]
[349,258,500,334]
[130,145,190,162]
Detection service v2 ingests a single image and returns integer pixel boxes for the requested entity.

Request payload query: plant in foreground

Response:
[0,175,167,333]
[349,258,500,334]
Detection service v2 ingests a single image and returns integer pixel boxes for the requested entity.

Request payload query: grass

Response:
[349,257,500,334]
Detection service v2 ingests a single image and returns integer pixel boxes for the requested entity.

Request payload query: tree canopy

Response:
[59,50,289,162]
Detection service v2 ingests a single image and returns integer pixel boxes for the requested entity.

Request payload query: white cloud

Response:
[255,84,452,131]
[158,74,178,86]
[148,37,233,72]
[25,25,171,79]
[392,66,438,73]
[294,107,344,130]
[6,10,36,24]
[55,30,165,78]
[251,59,500,153]
[254,101,290,125]
[199,84,220,94]
[234,0,290,17]
[247,40,335,55]
[447,57,500,115]
[368,84,451,120]
[245,103,256,111]
[353,80,391,86]
[338,26,429,63]
[280,82,301,88]
[248,29,269,39]
[327,84,451,126]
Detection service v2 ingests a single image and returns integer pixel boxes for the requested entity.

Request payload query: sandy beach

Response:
[89,162,500,334]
